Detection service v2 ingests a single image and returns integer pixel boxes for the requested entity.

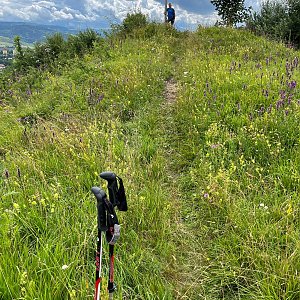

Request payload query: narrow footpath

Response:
[159,40,208,299]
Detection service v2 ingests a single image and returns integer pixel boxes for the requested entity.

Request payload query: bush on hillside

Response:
[108,13,180,41]
[45,33,66,59]
[123,12,148,34]
[11,29,102,73]
[247,0,300,47]
[247,0,289,41]
[66,29,101,57]
[111,12,150,38]
[288,0,300,46]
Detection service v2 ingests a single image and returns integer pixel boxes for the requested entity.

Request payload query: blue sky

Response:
[0,0,262,30]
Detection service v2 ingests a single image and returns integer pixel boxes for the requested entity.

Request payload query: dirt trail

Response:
[162,75,206,299]
[164,77,178,104]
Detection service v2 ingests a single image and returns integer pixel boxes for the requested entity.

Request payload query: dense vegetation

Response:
[211,0,251,26]
[1,16,300,299]
[247,0,300,48]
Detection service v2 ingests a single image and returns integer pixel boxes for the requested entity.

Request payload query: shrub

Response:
[288,0,300,46]
[247,0,289,41]
[247,0,300,47]
[11,29,102,73]
[65,29,101,57]
[110,12,149,38]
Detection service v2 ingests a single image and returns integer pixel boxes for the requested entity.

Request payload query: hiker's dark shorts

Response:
[168,18,175,25]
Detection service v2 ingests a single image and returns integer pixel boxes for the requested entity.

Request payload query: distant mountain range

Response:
[0,22,79,45]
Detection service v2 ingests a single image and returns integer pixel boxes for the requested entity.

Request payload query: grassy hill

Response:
[0,25,300,299]
[0,22,77,44]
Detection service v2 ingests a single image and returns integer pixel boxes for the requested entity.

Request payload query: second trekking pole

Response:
[91,171,128,300]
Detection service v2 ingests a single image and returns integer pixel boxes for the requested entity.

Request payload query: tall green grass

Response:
[173,27,300,299]
[0,29,177,299]
[1,25,300,299]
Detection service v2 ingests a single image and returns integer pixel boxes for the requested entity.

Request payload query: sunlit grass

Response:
[173,28,300,299]
[1,26,300,299]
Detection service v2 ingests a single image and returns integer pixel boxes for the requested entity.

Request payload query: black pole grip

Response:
[100,172,119,207]
[91,187,108,231]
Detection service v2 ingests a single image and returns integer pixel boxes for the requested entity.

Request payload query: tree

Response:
[109,12,149,38]
[44,33,65,59]
[13,36,26,71]
[122,12,148,34]
[246,0,300,48]
[288,0,300,46]
[211,0,251,26]
[13,36,24,59]
[247,0,289,41]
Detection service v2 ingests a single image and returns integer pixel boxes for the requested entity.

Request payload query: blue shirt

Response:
[167,8,175,20]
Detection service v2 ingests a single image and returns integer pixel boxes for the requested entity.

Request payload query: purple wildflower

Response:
[280,90,286,99]
[276,100,284,110]
[288,80,296,89]
[97,93,104,103]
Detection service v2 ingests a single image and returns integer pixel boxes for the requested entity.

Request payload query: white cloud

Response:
[52,9,74,20]
[35,1,56,8]
[83,0,217,28]
[0,0,261,28]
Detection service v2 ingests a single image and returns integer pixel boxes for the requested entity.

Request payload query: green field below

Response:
[0,35,32,47]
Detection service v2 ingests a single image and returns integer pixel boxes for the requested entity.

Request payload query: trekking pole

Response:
[92,172,128,300]
[100,171,127,300]
[91,187,107,300]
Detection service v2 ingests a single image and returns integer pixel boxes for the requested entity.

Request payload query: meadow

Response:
[0,25,300,299]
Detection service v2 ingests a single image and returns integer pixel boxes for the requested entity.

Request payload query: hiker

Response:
[166,3,175,26]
